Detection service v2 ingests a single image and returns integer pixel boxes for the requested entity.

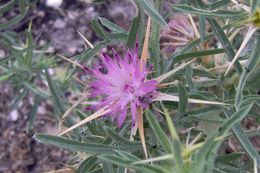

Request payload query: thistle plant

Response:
[160,14,197,56]
[30,0,260,173]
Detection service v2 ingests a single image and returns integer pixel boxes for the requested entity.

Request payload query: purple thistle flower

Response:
[160,14,196,56]
[85,47,158,128]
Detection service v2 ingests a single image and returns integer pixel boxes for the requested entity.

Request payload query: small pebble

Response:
[38,106,46,115]
[9,110,19,122]
[0,49,5,59]
[68,47,77,54]
[53,19,66,29]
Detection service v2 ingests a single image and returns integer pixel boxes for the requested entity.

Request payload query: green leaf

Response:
[186,106,220,116]
[23,82,50,98]
[91,18,109,40]
[241,95,260,106]
[99,17,127,34]
[77,156,98,173]
[136,0,167,28]
[72,41,107,61]
[163,107,181,141]
[232,124,260,167]
[192,133,218,173]
[0,46,35,65]
[208,19,242,74]
[10,88,28,110]
[127,11,141,48]
[199,16,206,41]
[185,65,196,91]
[102,162,114,173]
[215,152,243,163]
[27,95,40,132]
[34,134,117,154]
[208,0,230,10]
[0,0,16,14]
[0,73,13,81]
[100,153,164,173]
[177,83,188,114]
[220,104,253,136]
[171,4,246,18]
[189,114,224,124]
[0,0,29,31]
[235,34,260,109]
[24,29,33,67]
[172,140,187,173]
[105,33,127,42]
[45,68,66,116]
[145,109,172,153]
[104,127,141,145]
[150,0,162,76]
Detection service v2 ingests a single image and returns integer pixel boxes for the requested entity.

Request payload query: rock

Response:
[45,0,63,8]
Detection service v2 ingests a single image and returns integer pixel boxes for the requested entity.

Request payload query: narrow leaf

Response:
[171,4,245,18]
[145,109,172,153]
[208,19,242,74]
[45,68,66,115]
[77,157,98,173]
[137,0,167,28]
[99,17,127,34]
[177,83,188,114]
[232,124,260,167]
[235,33,260,109]
[34,134,117,154]
[27,95,40,132]
[220,104,253,135]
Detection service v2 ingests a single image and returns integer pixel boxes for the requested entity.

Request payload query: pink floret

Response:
[86,47,157,128]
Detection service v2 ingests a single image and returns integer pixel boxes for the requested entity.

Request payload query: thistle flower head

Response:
[160,15,196,56]
[86,47,157,128]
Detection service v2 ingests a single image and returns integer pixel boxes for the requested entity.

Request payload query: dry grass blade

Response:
[153,92,228,105]
[188,14,200,38]
[140,16,151,66]
[133,16,151,157]
[158,80,179,88]
[77,31,94,49]
[137,107,148,158]
[224,25,257,76]
[133,154,173,164]
[254,158,258,173]
[230,0,250,12]
[130,123,138,141]
[155,59,195,83]
[59,107,110,136]
[57,53,84,70]
[78,31,102,58]
[81,101,99,105]
[61,92,88,119]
